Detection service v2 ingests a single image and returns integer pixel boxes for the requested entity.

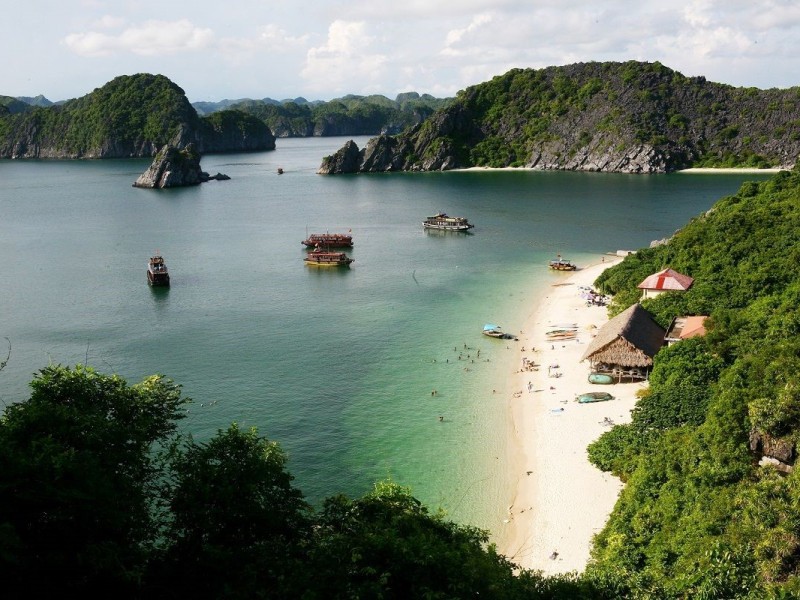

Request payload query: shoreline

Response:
[456,166,783,174]
[499,256,646,574]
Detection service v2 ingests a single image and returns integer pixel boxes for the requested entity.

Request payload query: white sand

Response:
[500,256,647,574]
[677,167,783,174]
[456,166,784,174]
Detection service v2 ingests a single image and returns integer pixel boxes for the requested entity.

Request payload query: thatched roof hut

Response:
[581,304,666,373]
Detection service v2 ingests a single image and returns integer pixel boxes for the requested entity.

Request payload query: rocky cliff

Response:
[319,61,800,174]
[133,144,230,188]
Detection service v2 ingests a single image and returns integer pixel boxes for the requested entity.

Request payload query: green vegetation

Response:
[0,74,273,158]
[0,74,198,157]
[0,364,617,598]
[377,61,800,172]
[6,164,800,597]
[222,92,451,137]
[586,166,800,597]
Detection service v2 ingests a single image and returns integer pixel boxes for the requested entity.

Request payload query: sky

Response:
[4,0,800,103]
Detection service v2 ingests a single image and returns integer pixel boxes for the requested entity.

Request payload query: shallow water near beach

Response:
[0,138,772,541]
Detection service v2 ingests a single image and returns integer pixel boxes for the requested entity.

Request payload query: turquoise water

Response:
[0,138,772,540]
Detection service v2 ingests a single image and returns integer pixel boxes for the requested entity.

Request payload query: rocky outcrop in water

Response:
[133,144,229,188]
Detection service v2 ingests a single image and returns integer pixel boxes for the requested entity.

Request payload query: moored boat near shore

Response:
[423,212,474,231]
[587,372,614,384]
[576,391,614,403]
[549,255,577,271]
[302,232,353,248]
[482,324,517,340]
[147,254,170,286]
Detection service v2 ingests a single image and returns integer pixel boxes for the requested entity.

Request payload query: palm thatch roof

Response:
[581,304,666,368]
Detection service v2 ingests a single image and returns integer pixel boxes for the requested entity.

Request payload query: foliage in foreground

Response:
[0,364,616,599]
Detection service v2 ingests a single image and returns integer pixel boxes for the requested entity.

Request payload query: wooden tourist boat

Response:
[301,232,354,248]
[304,247,354,267]
[422,212,474,231]
[147,254,170,286]
[549,255,577,271]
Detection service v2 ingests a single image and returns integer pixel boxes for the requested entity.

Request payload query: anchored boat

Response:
[304,247,354,267]
[549,255,577,271]
[147,254,170,286]
[423,212,474,231]
[576,391,614,403]
[302,232,353,248]
[588,373,614,385]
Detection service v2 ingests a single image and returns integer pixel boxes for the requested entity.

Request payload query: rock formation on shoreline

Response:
[319,61,800,175]
[133,144,229,189]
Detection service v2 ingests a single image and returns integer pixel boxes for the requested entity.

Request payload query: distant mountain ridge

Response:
[319,61,800,174]
[0,74,275,159]
[194,92,451,137]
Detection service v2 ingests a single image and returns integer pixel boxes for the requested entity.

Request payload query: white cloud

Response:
[64,19,214,57]
[15,0,800,101]
[301,20,387,93]
[444,12,493,46]
[215,24,309,65]
[258,24,309,50]
[91,15,125,29]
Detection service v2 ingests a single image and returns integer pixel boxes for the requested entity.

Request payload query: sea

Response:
[0,136,772,543]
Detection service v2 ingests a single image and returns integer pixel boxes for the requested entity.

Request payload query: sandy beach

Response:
[457,166,784,174]
[500,256,647,574]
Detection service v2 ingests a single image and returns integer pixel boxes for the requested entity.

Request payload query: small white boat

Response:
[423,212,474,231]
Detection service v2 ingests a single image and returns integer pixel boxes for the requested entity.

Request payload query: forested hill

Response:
[215,92,451,137]
[0,74,275,159]
[584,165,800,597]
[319,61,800,174]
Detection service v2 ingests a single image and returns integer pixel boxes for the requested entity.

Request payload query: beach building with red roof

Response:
[664,315,708,345]
[637,268,694,300]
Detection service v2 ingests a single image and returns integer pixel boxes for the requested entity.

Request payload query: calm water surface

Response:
[0,137,772,540]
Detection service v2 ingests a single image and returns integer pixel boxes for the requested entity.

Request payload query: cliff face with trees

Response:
[0,74,275,159]
[319,61,800,174]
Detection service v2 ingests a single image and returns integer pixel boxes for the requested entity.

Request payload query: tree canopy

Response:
[0,364,604,599]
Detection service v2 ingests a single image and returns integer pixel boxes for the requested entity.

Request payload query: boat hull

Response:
[304,251,354,267]
[147,272,170,286]
[304,260,353,267]
[588,373,614,385]
[577,392,614,403]
[423,223,473,232]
